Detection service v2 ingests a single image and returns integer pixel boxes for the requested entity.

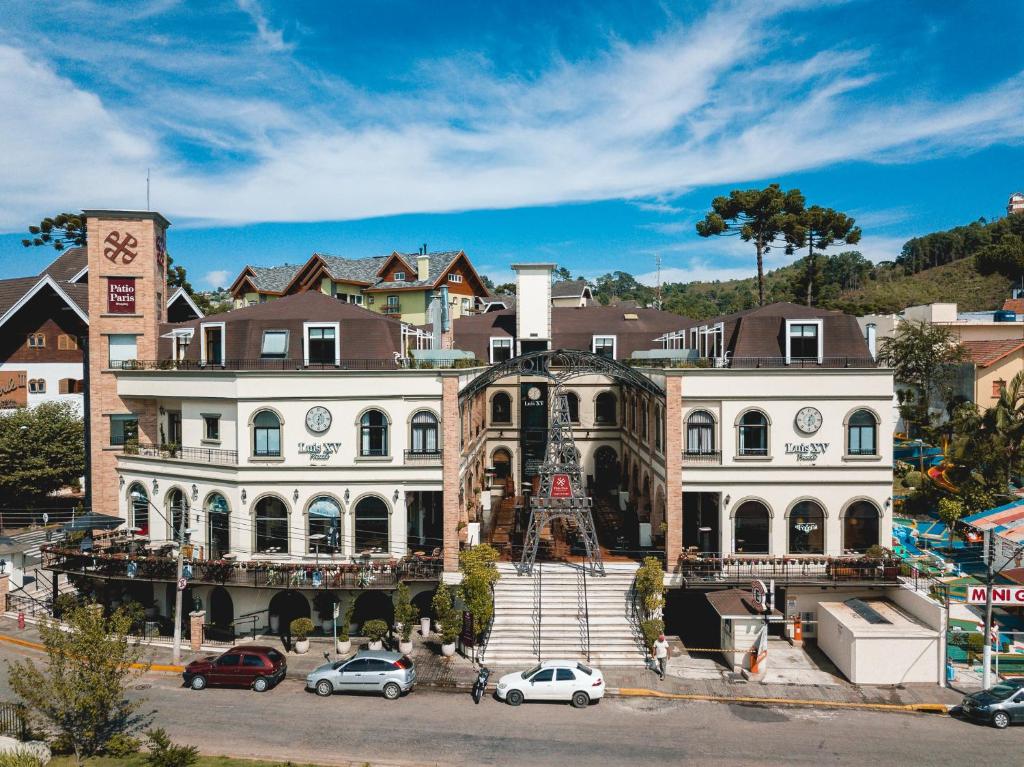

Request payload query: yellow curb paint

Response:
[616,687,950,714]
[0,634,184,673]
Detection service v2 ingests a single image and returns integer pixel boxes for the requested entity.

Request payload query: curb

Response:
[0,634,185,673]
[613,686,951,714]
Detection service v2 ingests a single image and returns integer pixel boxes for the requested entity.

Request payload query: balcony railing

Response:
[42,545,443,589]
[681,450,722,465]
[111,357,484,372]
[122,442,239,466]
[404,449,443,463]
[381,304,402,315]
[630,356,879,370]
[676,553,914,586]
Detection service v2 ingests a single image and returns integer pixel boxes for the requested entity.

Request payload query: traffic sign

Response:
[177,577,188,591]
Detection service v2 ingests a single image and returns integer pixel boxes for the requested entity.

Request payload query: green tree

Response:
[592,270,655,306]
[937,497,966,542]
[492,282,516,295]
[790,206,861,305]
[695,184,805,306]
[431,582,461,644]
[0,401,84,509]
[6,603,150,766]
[975,234,1024,282]
[994,370,1024,487]
[458,544,500,639]
[21,213,86,251]
[143,728,199,767]
[877,321,968,435]
[392,582,419,642]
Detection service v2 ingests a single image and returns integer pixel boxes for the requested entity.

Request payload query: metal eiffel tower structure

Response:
[518,385,604,576]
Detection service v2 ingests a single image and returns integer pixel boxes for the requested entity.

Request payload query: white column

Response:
[391,493,408,557]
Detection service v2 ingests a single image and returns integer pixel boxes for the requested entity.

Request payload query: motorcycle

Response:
[472,665,491,704]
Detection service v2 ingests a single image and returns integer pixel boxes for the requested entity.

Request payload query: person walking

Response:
[653,633,670,681]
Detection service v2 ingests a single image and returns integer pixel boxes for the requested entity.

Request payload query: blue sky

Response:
[1,0,1022,288]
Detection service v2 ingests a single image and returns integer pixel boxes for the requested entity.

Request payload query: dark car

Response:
[184,646,287,692]
[959,678,1024,728]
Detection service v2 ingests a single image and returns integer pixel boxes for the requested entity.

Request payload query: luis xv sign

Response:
[298,442,342,461]
[785,442,829,462]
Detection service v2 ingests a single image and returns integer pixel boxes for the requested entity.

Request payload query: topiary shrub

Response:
[363,619,389,643]
[392,584,419,642]
[289,617,314,641]
[640,618,665,651]
[903,470,924,489]
[432,583,461,644]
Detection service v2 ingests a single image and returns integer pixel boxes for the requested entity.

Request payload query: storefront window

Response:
[734,501,770,554]
[355,496,389,552]
[255,496,288,554]
[843,501,880,553]
[788,500,825,554]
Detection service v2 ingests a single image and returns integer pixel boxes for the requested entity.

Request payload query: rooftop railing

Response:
[111,357,483,372]
[676,553,915,586]
[122,442,239,466]
[629,356,879,370]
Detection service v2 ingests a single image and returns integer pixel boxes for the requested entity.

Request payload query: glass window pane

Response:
[261,331,288,357]
[108,334,138,366]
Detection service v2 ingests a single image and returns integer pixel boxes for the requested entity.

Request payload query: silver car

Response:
[306,650,416,700]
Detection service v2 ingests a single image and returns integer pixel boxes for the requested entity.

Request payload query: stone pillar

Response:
[663,376,683,566]
[441,375,461,573]
[189,610,205,652]
[391,493,408,557]
[0,573,8,614]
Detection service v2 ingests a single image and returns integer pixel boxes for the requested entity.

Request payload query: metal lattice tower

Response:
[518,385,604,576]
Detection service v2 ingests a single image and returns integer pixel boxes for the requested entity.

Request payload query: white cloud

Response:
[236,0,292,52]
[202,269,232,288]
[0,1,1022,232]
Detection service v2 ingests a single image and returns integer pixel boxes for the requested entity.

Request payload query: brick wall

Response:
[441,375,461,572]
[86,211,168,516]
[663,376,683,564]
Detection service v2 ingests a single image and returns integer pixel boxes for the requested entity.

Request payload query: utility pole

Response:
[171,500,189,665]
[982,529,994,688]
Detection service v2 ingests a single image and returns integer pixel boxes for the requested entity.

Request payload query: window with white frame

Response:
[107,334,138,368]
[448,273,463,283]
[490,337,513,363]
[593,335,616,359]
[786,320,822,363]
[109,414,138,446]
[200,323,225,366]
[203,414,221,442]
[304,322,339,366]
[28,379,46,394]
[393,271,405,281]
[260,330,288,359]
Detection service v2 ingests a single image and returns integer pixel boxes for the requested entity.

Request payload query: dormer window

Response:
[592,335,616,359]
[448,273,463,283]
[200,322,225,366]
[393,271,405,281]
[260,330,288,359]
[304,322,339,366]
[785,320,823,364]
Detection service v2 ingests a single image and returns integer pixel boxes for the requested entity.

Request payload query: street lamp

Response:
[309,533,326,567]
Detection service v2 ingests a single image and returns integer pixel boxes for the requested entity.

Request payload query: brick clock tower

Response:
[84,210,170,517]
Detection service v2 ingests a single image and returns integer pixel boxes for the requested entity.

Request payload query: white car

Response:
[495,660,605,708]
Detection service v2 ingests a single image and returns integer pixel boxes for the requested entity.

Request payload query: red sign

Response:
[549,474,573,498]
[107,277,136,314]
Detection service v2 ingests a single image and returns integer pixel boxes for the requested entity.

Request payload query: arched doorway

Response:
[351,590,394,633]
[209,586,234,631]
[205,493,230,559]
[789,500,825,554]
[268,590,309,635]
[733,501,770,554]
[594,445,618,493]
[843,501,880,553]
[412,589,435,622]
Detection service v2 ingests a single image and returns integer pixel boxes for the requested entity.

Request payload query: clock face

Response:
[305,406,332,434]
[527,386,542,401]
[795,406,823,435]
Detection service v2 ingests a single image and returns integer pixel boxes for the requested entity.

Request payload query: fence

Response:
[0,703,27,741]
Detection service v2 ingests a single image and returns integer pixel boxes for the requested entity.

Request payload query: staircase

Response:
[482,561,645,667]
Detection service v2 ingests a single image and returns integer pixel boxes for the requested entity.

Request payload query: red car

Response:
[183,646,287,692]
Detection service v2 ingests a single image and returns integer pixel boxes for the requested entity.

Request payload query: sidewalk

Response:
[0,617,965,712]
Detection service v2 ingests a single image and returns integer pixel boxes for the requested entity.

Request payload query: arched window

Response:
[630,397,638,432]
[360,409,389,456]
[167,488,189,541]
[355,496,389,552]
[252,410,281,457]
[410,411,439,454]
[686,410,715,455]
[789,500,825,554]
[843,501,880,553]
[254,496,288,554]
[738,410,769,456]
[641,400,649,439]
[734,501,770,554]
[129,483,149,536]
[564,392,580,423]
[205,493,230,559]
[491,392,512,424]
[655,406,664,451]
[308,496,341,554]
[493,448,512,480]
[595,392,617,425]
[847,410,878,456]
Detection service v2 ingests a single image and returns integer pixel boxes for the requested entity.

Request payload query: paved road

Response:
[2,642,1022,766]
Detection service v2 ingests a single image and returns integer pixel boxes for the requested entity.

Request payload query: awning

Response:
[62,512,125,532]
[962,499,1024,533]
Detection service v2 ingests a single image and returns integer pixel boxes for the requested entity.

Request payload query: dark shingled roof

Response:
[0,277,43,318]
[159,291,404,362]
[705,588,782,618]
[317,254,389,284]
[449,305,689,360]
[39,247,88,282]
[247,264,304,293]
[551,279,592,299]
[363,250,464,290]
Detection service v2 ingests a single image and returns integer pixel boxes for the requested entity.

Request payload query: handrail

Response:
[581,564,591,663]
[537,562,543,663]
[7,585,51,617]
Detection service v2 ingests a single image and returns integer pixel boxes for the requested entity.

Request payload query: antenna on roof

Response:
[146,168,150,210]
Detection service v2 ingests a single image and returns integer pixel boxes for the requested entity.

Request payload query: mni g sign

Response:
[968,586,1024,606]
[107,277,136,314]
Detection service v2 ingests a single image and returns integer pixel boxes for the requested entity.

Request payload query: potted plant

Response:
[364,619,388,651]
[337,599,353,654]
[290,617,314,654]
[432,582,459,657]
[392,583,419,654]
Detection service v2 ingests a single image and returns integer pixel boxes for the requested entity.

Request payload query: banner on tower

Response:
[550,473,572,498]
